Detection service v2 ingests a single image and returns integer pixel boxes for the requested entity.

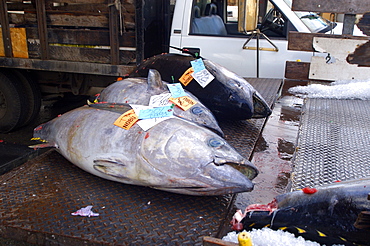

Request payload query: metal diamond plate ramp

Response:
[0,78,282,245]
[291,98,370,190]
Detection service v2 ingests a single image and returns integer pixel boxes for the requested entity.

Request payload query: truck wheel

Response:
[12,70,42,127]
[0,71,27,133]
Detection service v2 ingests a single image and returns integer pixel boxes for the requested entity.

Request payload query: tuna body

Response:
[33,105,259,196]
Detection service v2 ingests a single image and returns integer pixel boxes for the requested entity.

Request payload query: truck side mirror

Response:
[238,0,259,33]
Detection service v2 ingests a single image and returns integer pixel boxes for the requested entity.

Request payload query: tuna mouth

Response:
[225,162,258,180]
[213,159,259,180]
[252,92,272,118]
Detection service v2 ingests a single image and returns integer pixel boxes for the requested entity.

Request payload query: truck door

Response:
[170,0,313,78]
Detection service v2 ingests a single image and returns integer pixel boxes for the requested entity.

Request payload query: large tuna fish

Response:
[99,69,223,135]
[32,104,258,196]
[231,178,370,245]
[130,53,272,120]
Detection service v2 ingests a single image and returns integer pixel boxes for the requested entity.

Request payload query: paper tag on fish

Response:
[149,93,172,107]
[131,104,173,131]
[179,67,194,86]
[169,96,197,111]
[114,109,139,130]
[137,117,171,131]
[192,69,214,88]
[190,58,206,73]
[138,105,174,120]
[167,83,187,98]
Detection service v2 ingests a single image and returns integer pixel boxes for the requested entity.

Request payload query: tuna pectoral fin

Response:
[93,156,131,180]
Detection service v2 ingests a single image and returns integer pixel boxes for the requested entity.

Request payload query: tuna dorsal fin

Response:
[147,69,166,90]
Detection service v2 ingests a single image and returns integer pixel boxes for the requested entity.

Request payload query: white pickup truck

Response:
[169,0,364,78]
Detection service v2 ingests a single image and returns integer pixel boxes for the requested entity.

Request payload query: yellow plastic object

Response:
[238,231,253,246]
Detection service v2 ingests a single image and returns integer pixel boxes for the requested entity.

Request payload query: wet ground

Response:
[234,80,307,210]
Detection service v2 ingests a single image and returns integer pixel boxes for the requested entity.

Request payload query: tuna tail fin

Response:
[30,122,56,148]
[147,69,166,90]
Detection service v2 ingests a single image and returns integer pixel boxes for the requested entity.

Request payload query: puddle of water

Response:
[234,80,307,210]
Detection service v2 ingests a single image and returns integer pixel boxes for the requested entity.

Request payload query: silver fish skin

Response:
[99,69,223,136]
[33,106,258,196]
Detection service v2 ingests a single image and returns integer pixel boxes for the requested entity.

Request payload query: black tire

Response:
[12,70,42,127]
[0,71,27,133]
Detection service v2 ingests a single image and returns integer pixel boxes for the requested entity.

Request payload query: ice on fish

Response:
[222,228,344,246]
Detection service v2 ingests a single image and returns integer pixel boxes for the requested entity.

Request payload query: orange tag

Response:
[179,67,194,86]
[169,96,197,111]
[114,109,139,130]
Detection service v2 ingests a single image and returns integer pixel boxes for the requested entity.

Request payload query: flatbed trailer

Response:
[0,78,283,245]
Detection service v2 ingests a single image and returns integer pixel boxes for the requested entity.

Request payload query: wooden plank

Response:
[26,27,136,47]
[287,31,370,52]
[45,3,109,13]
[284,61,310,80]
[0,1,12,57]
[291,0,370,14]
[9,28,28,58]
[0,57,135,76]
[5,2,34,11]
[309,37,370,80]
[36,0,50,59]
[203,236,238,246]
[27,45,135,64]
[44,2,135,14]
[135,0,144,64]
[47,13,109,27]
[10,11,134,30]
[358,12,370,36]
[108,0,119,65]
[45,0,108,4]
[347,41,370,67]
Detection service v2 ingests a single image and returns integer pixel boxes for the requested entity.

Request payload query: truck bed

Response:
[0,78,283,245]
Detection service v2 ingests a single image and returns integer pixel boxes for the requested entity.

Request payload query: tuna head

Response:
[203,60,272,119]
[99,69,223,135]
[137,118,258,195]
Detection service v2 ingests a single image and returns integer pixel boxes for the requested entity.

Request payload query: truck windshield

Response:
[283,0,336,33]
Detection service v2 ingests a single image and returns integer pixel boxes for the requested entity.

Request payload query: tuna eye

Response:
[208,138,224,147]
[191,106,203,115]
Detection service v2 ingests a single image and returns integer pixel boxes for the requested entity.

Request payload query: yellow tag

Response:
[179,67,194,86]
[238,231,252,246]
[114,109,139,130]
[169,96,197,111]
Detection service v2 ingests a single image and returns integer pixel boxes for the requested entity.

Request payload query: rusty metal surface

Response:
[291,98,370,190]
[0,78,282,245]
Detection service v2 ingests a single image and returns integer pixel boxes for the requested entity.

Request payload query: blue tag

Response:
[167,83,187,98]
[138,105,174,119]
[190,58,206,73]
